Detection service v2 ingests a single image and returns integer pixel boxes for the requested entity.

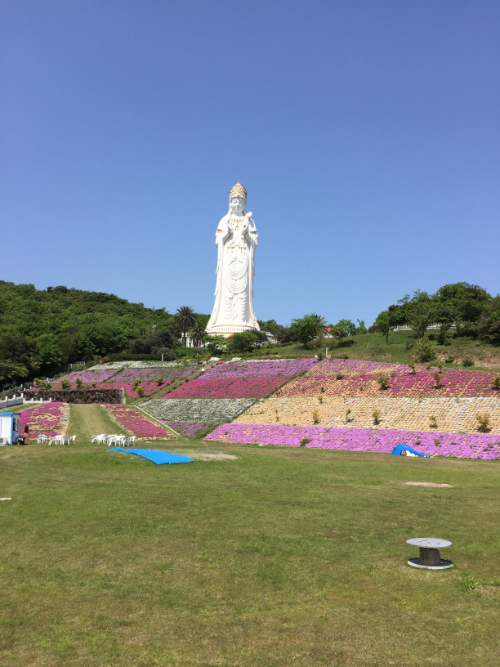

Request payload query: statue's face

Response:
[229,196,245,215]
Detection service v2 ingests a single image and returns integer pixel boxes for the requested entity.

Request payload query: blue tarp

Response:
[108,447,193,465]
[391,444,430,458]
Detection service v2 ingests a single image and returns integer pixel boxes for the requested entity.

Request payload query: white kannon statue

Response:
[206,183,260,337]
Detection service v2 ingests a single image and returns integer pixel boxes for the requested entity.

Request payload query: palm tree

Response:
[309,313,328,339]
[175,306,197,346]
[189,320,207,348]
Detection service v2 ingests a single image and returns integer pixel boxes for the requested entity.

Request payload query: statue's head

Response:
[229,182,247,215]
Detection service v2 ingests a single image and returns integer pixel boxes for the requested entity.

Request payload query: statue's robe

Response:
[207,212,259,333]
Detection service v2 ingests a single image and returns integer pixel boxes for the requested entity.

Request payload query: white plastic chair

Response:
[91,434,106,443]
[37,435,47,444]
[107,435,118,446]
[128,436,136,447]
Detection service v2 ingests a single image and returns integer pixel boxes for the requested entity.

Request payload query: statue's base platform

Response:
[206,325,259,339]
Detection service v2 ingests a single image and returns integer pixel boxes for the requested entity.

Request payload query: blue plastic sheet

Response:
[391,444,430,458]
[108,447,193,465]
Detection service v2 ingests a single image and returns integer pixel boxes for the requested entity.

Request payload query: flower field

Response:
[62,370,118,383]
[201,359,316,380]
[95,361,197,370]
[205,423,500,460]
[111,367,193,383]
[93,381,171,399]
[142,398,255,423]
[235,396,500,434]
[277,369,500,398]
[20,403,68,436]
[305,359,426,376]
[103,404,168,439]
[164,377,288,399]
[160,421,214,437]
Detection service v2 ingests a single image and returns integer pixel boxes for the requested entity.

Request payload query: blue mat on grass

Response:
[108,448,193,465]
[391,444,430,458]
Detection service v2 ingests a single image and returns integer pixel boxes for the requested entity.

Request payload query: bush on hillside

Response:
[413,337,436,363]
[478,296,500,346]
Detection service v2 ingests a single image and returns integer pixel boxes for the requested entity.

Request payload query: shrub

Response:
[318,395,323,404]
[156,377,164,386]
[312,409,319,425]
[377,375,389,390]
[492,376,500,390]
[75,378,83,389]
[445,355,454,364]
[372,409,381,425]
[300,438,310,447]
[476,412,491,432]
[136,385,145,398]
[433,372,443,387]
[462,357,474,367]
[477,295,500,345]
[320,386,325,393]
[336,372,343,380]
[429,415,438,428]
[413,337,436,363]
[61,378,70,389]
[345,408,352,423]
[408,363,416,374]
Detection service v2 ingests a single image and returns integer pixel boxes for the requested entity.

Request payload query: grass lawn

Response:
[0,405,499,666]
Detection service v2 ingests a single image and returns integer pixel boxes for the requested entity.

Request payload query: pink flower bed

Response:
[112,367,193,382]
[20,403,66,436]
[164,377,288,399]
[94,381,170,399]
[205,423,500,460]
[278,369,500,398]
[103,404,168,439]
[201,359,316,380]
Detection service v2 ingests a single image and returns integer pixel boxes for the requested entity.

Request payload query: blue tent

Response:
[108,448,193,465]
[392,444,430,458]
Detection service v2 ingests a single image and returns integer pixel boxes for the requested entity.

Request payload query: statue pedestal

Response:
[206,324,257,339]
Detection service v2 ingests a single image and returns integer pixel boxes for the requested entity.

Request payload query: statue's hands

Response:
[226,219,234,234]
[241,213,252,235]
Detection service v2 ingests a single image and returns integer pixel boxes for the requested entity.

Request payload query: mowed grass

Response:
[0,406,499,666]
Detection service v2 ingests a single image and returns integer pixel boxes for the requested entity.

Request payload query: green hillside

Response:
[0,281,191,386]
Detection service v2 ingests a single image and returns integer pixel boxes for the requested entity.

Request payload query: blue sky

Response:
[1,0,499,326]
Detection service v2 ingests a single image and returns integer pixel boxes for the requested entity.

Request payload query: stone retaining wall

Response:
[30,389,126,404]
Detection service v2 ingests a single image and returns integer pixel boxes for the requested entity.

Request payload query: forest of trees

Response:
[372,282,499,345]
[0,281,208,387]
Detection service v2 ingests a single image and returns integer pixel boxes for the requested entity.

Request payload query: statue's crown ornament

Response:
[229,182,247,199]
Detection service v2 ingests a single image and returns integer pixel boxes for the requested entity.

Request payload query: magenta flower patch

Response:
[205,423,500,460]
[164,377,288,399]
[201,359,316,380]
[103,404,168,439]
[20,403,66,436]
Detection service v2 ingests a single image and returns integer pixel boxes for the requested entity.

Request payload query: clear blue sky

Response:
[1,1,499,326]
